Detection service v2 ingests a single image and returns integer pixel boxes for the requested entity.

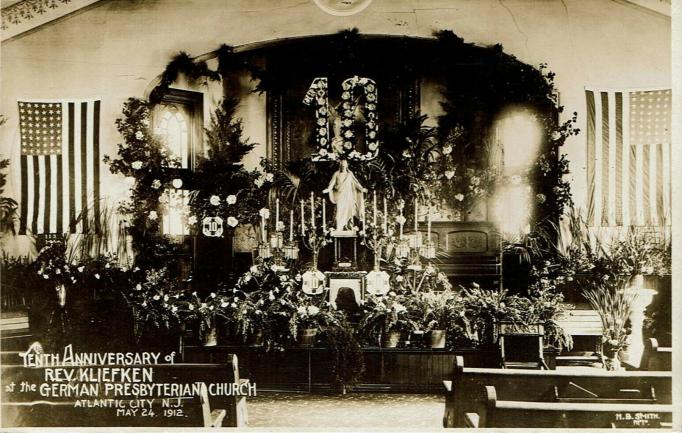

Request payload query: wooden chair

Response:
[556,309,603,366]
[496,322,548,369]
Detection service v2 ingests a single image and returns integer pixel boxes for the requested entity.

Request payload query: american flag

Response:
[18,100,101,235]
[585,88,671,227]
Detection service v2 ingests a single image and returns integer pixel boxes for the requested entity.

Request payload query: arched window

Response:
[156,105,190,168]
[152,89,203,236]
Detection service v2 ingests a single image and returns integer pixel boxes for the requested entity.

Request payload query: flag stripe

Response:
[600,92,609,226]
[19,156,28,234]
[56,152,63,233]
[585,90,596,225]
[93,100,101,234]
[80,102,89,233]
[68,103,76,233]
[642,144,650,225]
[61,102,69,233]
[622,91,631,226]
[43,156,51,233]
[649,143,657,225]
[656,143,664,225]
[615,92,623,225]
[31,155,39,234]
[629,145,637,225]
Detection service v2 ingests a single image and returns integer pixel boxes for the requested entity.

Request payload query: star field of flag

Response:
[630,90,671,145]
[19,102,62,155]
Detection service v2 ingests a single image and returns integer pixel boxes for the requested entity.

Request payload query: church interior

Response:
[0,0,676,429]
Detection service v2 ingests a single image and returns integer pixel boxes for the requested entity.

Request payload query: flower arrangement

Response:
[358,292,417,346]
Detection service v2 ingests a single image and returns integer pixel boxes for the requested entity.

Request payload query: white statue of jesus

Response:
[323,159,367,232]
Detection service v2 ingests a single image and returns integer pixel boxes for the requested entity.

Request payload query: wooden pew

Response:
[465,385,673,428]
[1,356,248,428]
[443,355,672,427]
[639,338,672,371]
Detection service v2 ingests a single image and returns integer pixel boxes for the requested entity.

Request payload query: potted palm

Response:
[411,290,461,348]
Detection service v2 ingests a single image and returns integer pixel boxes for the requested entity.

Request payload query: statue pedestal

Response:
[331,229,358,271]
[623,276,657,368]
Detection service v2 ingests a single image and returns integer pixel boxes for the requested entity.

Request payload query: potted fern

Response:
[359,293,416,348]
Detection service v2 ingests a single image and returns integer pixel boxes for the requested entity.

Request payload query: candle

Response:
[373,191,377,228]
[289,209,294,241]
[275,198,280,230]
[322,197,326,231]
[361,191,366,233]
[301,200,305,235]
[414,198,418,232]
[310,192,315,229]
[383,197,387,232]
[427,209,432,242]
[399,204,404,239]
[261,216,266,242]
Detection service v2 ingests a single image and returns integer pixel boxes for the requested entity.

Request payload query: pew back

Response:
[443,355,672,427]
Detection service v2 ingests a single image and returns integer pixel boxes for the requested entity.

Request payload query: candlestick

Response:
[301,200,305,235]
[322,197,326,231]
[414,198,418,232]
[310,192,315,229]
[289,210,294,242]
[383,197,387,233]
[276,198,280,230]
[373,191,377,228]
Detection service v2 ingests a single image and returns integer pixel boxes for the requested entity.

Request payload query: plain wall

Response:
[0,0,671,254]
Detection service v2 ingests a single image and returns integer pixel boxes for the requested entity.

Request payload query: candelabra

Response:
[362,225,392,296]
[300,225,330,295]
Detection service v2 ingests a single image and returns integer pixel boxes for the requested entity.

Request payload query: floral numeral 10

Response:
[303,76,379,161]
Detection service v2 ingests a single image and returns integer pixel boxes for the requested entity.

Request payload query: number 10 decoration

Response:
[303,75,379,161]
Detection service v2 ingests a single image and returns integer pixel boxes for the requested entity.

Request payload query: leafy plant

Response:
[359,292,417,346]
[583,276,635,357]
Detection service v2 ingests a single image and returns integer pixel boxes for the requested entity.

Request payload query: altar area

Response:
[1,25,671,405]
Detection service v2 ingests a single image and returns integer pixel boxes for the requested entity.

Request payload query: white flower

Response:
[135,131,144,140]
[43,274,49,279]
[131,161,143,170]
[307,305,320,315]
[171,306,178,313]
[276,221,285,231]
[265,173,274,182]
[402,150,412,159]
[254,177,265,188]
[551,131,562,140]
[227,216,238,227]
[442,145,453,155]
[94,274,100,280]
[226,195,237,205]
[148,211,158,221]
[455,193,464,202]
[268,291,275,301]
[189,304,194,310]
[55,269,61,275]
[319,148,328,156]
[151,179,161,189]
[210,195,221,206]
[188,215,198,225]
[444,170,455,180]
[153,295,160,300]
[259,208,270,219]
[250,265,259,273]
[297,306,307,315]
[396,275,404,282]
[135,284,142,290]
[471,176,481,186]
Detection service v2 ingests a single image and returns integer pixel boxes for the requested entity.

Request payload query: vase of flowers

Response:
[289,292,339,347]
